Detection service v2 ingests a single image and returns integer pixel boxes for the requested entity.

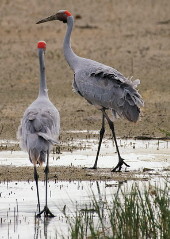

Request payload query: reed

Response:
[61,181,170,239]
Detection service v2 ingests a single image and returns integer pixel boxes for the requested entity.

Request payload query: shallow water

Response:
[0,180,103,239]
[0,178,168,239]
[0,138,169,171]
[0,180,123,238]
[0,137,169,238]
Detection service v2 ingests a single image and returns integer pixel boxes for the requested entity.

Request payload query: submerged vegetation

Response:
[61,182,170,239]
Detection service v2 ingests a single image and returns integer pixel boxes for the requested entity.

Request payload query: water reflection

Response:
[0,178,168,238]
[34,217,50,239]
[0,180,130,238]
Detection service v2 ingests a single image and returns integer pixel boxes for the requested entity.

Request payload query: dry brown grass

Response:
[0,0,170,140]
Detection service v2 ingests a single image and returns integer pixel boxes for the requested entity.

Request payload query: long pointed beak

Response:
[36,14,57,24]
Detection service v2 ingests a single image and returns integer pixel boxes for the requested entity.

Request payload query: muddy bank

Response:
[0,165,168,182]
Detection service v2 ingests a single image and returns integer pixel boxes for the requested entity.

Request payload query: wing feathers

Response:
[18,108,59,152]
[37,132,58,145]
[75,64,144,122]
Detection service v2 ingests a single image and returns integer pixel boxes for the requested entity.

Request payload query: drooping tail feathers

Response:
[37,132,58,145]
[24,132,57,165]
[112,82,144,122]
[29,148,46,166]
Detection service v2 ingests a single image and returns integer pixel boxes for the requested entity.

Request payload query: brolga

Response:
[17,41,60,217]
[36,10,144,172]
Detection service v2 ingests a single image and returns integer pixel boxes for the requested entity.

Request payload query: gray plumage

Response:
[36,10,144,172]
[17,44,60,166]
[17,97,59,165]
[72,59,143,122]
[65,18,143,123]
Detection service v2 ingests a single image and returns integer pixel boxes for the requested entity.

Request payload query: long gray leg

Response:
[91,112,105,169]
[45,150,49,209]
[37,150,55,217]
[34,166,41,215]
[102,110,130,172]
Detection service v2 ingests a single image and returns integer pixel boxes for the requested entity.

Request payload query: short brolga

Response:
[17,41,60,217]
[36,10,144,172]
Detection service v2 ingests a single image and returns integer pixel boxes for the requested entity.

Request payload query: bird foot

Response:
[36,206,55,218]
[111,157,130,172]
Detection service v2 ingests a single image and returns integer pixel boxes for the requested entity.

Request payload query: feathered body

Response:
[17,96,60,165]
[72,58,143,122]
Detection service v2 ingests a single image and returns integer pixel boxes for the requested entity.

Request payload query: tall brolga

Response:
[17,41,60,217]
[36,10,144,172]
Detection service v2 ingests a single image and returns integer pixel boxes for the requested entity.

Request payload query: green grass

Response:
[61,181,170,239]
[159,128,170,137]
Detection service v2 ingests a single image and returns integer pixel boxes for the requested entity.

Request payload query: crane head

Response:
[36,10,72,24]
[37,41,46,50]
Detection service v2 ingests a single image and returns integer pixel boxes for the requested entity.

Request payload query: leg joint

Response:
[100,126,105,135]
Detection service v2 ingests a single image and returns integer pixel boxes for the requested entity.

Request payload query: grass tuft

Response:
[61,181,170,239]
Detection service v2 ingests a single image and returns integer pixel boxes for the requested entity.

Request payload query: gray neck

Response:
[64,16,79,71]
[38,48,48,97]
